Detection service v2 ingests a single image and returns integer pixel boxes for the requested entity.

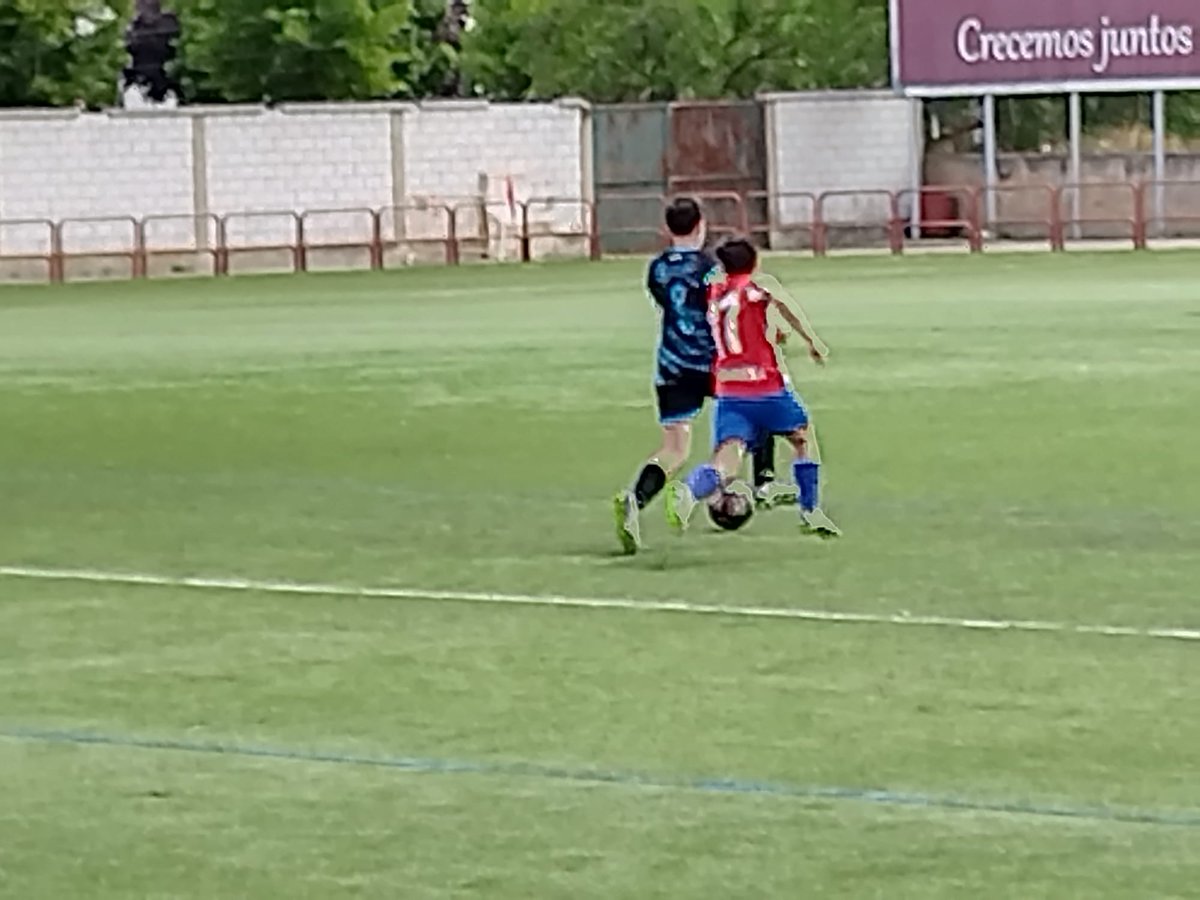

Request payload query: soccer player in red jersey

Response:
[665,237,841,537]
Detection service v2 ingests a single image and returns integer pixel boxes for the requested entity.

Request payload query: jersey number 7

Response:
[710,290,742,356]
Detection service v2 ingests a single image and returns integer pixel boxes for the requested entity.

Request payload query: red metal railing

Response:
[1140,179,1200,245]
[594,192,669,254]
[10,184,1200,283]
[898,186,981,253]
[301,208,381,271]
[452,198,522,262]
[219,211,304,274]
[59,216,143,279]
[815,190,901,255]
[520,197,598,262]
[978,184,1061,251]
[378,204,458,267]
[1058,181,1145,250]
[745,191,817,255]
[142,213,223,276]
[0,219,58,281]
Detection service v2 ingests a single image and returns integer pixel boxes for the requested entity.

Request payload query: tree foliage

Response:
[173,0,416,103]
[461,0,887,102]
[0,0,130,107]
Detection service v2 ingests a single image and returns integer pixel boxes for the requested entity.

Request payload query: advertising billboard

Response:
[891,0,1200,95]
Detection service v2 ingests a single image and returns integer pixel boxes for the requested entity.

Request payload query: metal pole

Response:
[982,94,997,229]
[1068,92,1082,240]
[1152,90,1166,239]
[910,98,924,240]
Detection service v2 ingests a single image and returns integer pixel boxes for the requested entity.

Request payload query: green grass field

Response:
[1,253,1198,898]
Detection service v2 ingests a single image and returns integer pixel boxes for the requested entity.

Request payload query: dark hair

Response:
[715,237,757,275]
[664,196,703,237]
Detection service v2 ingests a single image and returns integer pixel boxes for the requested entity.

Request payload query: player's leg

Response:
[665,438,745,533]
[773,396,840,538]
[613,377,704,553]
[629,419,689,503]
[666,398,754,534]
[750,434,800,509]
[750,435,775,492]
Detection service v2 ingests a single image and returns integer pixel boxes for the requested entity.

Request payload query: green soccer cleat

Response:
[755,482,800,510]
[613,491,641,555]
[664,481,698,535]
[800,507,842,538]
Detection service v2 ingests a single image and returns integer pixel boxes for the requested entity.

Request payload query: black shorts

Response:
[655,368,713,424]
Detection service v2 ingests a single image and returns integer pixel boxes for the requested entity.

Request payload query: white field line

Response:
[2,564,1198,643]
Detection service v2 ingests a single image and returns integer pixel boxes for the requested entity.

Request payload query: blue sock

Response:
[685,464,722,500]
[792,459,820,511]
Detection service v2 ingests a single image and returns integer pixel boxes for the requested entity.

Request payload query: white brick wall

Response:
[402,100,587,239]
[0,111,193,253]
[0,101,590,256]
[404,100,583,200]
[764,92,920,230]
[205,106,393,247]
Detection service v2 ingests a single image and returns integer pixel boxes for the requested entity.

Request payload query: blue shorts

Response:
[713,391,809,451]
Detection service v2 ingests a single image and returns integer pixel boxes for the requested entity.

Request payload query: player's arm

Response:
[646,267,662,308]
[768,295,828,364]
[767,304,791,347]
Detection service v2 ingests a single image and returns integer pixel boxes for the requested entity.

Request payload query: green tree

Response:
[173,0,431,103]
[406,0,467,98]
[462,0,887,102]
[0,0,130,107]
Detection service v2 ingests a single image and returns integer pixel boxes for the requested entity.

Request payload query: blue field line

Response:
[2,725,1198,829]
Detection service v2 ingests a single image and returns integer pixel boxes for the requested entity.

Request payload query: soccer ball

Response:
[706,486,755,532]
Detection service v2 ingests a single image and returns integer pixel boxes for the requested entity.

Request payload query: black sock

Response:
[752,438,775,489]
[632,462,667,509]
